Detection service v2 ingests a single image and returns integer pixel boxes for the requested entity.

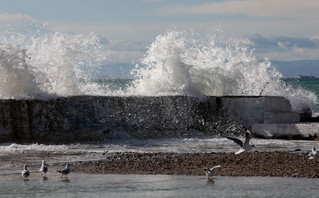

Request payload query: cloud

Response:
[0,13,37,26]
[169,0,319,18]
[249,34,319,50]
[248,34,319,61]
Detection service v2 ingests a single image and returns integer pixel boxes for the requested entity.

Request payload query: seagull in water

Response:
[40,160,48,176]
[203,165,221,182]
[57,164,70,178]
[222,130,256,155]
[22,164,30,179]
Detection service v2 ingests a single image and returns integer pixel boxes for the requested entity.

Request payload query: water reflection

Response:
[0,174,318,198]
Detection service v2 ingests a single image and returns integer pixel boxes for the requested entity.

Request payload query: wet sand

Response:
[74,151,319,178]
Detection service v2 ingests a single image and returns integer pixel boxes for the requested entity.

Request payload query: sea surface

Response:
[96,77,319,98]
[284,78,319,99]
[1,174,319,198]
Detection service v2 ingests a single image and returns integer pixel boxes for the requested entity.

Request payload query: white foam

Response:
[98,137,297,153]
[0,143,68,153]
[0,138,312,155]
[0,19,109,99]
[0,21,317,114]
[129,30,318,113]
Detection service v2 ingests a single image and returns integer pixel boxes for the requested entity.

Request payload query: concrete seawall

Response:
[0,96,300,143]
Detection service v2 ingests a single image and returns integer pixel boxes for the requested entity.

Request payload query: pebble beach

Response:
[74,151,319,178]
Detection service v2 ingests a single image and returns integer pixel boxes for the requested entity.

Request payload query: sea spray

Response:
[0,18,108,98]
[0,19,317,114]
[0,44,45,98]
[130,30,318,113]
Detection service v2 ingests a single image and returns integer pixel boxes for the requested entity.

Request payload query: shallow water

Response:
[0,174,318,198]
[1,139,319,197]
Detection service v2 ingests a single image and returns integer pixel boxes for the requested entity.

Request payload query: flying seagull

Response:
[203,165,221,182]
[22,164,30,179]
[222,130,256,155]
[39,160,48,176]
[57,164,70,178]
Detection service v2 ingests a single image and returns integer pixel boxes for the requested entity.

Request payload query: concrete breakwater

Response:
[0,96,300,143]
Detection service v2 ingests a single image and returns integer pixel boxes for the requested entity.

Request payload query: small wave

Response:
[0,143,68,152]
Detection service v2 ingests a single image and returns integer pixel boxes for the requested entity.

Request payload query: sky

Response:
[0,0,319,77]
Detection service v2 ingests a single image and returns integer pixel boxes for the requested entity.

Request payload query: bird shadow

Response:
[61,177,70,182]
[206,179,215,185]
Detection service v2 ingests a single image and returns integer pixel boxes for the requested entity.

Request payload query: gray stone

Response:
[263,112,300,124]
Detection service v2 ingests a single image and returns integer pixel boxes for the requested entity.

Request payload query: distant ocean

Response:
[94,77,319,99]
[284,78,319,97]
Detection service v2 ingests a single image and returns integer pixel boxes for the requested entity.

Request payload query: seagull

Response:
[40,160,48,176]
[308,147,317,159]
[222,130,256,155]
[57,164,70,178]
[22,164,30,179]
[203,165,221,182]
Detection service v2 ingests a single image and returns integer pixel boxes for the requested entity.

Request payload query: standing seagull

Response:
[308,147,317,160]
[57,164,70,178]
[22,164,30,179]
[222,130,256,155]
[203,165,221,182]
[40,160,48,176]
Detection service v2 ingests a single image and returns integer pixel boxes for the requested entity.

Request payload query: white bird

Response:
[203,165,221,182]
[308,147,317,159]
[22,164,30,179]
[57,164,70,178]
[222,130,256,155]
[39,160,48,176]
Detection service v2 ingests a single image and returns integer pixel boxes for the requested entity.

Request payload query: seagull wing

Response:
[312,147,317,155]
[42,166,48,173]
[61,168,70,174]
[222,135,244,148]
[212,165,221,170]
[243,130,252,147]
[22,170,30,177]
[235,148,246,155]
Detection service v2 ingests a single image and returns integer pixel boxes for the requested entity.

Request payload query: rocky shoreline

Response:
[74,151,319,178]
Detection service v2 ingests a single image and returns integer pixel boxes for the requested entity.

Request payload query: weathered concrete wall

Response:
[0,96,298,143]
[220,96,300,126]
[252,123,319,140]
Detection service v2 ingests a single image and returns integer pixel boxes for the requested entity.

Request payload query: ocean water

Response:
[0,174,319,198]
[284,78,319,98]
